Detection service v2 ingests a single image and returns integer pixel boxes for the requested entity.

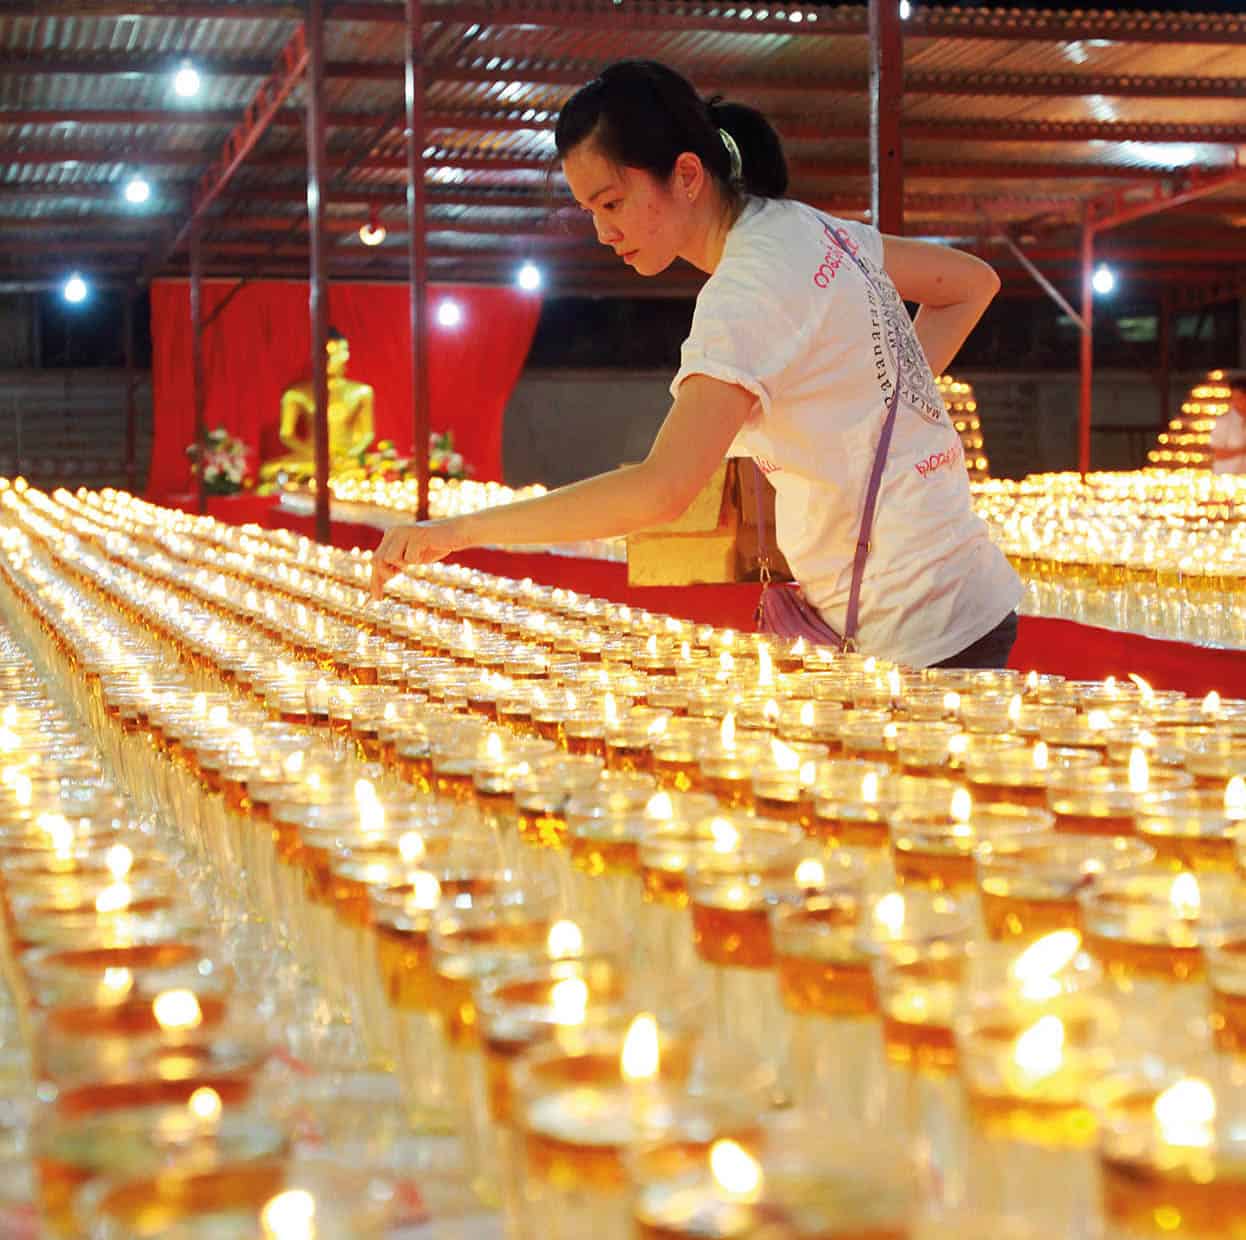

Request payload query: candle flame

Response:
[153,989,202,1033]
[1008,694,1022,725]
[208,705,229,726]
[647,715,669,740]
[484,732,505,762]
[948,732,970,758]
[261,1188,317,1239]
[793,637,807,656]
[355,778,378,806]
[621,1012,660,1082]
[94,882,132,914]
[799,760,817,788]
[1,704,15,729]
[547,920,584,959]
[950,787,973,825]
[709,1139,764,1202]
[943,691,961,716]
[720,712,737,751]
[192,692,207,718]
[646,634,658,657]
[709,817,740,854]
[188,1086,222,1123]
[97,967,133,1004]
[1202,690,1223,718]
[283,751,305,777]
[1128,674,1156,708]
[1010,930,1082,1000]
[104,843,133,880]
[1013,1015,1065,1081]
[863,657,877,674]
[550,977,589,1027]
[1154,1078,1216,1149]
[680,641,691,662]
[795,858,825,888]
[887,668,902,700]
[1226,776,1246,819]
[1170,872,1201,920]
[763,699,780,726]
[13,772,31,807]
[1026,670,1039,692]
[769,739,800,773]
[603,693,620,729]
[1087,709,1111,732]
[799,701,815,728]
[1032,741,1049,772]
[645,792,674,823]
[406,871,442,913]
[360,799,386,835]
[873,892,906,937]
[1127,746,1150,795]
[398,831,425,865]
[758,645,774,688]
[861,770,880,803]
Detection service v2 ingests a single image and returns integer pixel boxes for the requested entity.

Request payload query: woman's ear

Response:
[673,151,706,202]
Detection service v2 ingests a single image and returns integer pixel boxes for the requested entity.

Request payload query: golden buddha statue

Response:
[259,328,375,485]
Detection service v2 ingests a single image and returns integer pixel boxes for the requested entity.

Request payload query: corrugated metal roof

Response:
[0,1,1243,295]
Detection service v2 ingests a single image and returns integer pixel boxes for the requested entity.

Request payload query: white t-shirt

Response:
[671,197,1021,668]
[1209,409,1246,475]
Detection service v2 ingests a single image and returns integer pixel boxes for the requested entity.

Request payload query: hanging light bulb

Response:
[359,205,387,247]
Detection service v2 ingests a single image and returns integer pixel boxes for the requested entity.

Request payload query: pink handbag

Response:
[754,224,904,653]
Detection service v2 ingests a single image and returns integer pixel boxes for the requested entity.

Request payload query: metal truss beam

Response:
[138,24,310,284]
[6,51,1245,103]
[10,110,1245,151]
[11,1,1246,47]
[1085,165,1246,234]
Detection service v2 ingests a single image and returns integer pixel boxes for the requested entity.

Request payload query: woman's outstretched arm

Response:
[371,374,756,597]
[882,236,1001,379]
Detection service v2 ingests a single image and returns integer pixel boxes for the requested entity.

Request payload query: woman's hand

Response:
[370,520,464,598]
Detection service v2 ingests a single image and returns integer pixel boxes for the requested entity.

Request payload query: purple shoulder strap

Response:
[753,222,903,649]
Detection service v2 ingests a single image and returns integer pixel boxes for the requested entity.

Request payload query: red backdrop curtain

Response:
[147,279,541,499]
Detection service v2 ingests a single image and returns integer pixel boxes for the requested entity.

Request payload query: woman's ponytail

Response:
[555,60,788,203]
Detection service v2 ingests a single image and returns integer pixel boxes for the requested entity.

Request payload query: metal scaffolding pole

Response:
[190,221,206,516]
[1078,212,1094,477]
[406,0,431,522]
[869,0,904,236]
[306,0,331,544]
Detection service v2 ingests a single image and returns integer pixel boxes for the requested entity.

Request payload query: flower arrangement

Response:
[429,430,472,480]
[186,427,249,495]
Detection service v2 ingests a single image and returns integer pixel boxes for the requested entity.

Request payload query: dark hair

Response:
[554,59,788,201]
[328,326,345,341]
[1229,374,1246,396]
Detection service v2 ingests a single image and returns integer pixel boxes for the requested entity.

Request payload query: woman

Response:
[372,59,1021,669]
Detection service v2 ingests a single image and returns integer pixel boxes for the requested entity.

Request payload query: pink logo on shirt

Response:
[913,440,964,479]
[811,223,851,289]
[755,456,780,475]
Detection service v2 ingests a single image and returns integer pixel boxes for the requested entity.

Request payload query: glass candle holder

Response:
[1134,788,1246,874]
[808,761,909,848]
[1079,870,1245,989]
[631,1111,915,1240]
[890,802,1054,892]
[975,836,1156,943]
[867,889,976,1074]
[1047,766,1194,836]
[963,744,1100,810]
[1202,918,1246,1055]
[1096,1059,1246,1240]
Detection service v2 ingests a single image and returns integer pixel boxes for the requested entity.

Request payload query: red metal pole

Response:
[406,0,431,522]
[190,220,207,515]
[1157,287,1172,432]
[868,0,904,236]
[123,293,137,492]
[306,0,331,545]
[1078,213,1094,477]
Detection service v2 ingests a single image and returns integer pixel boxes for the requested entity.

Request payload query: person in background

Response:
[372,59,1020,670]
[1209,375,1246,475]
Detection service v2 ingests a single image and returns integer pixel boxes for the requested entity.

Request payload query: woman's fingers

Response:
[370,526,413,598]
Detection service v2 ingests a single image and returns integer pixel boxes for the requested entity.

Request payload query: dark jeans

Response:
[930,611,1019,671]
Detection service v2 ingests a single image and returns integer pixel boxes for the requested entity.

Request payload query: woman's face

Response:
[562,141,698,277]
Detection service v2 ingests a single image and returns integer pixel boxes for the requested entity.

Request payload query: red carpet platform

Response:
[158,493,1246,699]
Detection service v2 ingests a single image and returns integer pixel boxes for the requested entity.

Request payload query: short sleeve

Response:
[831,218,885,269]
[670,249,811,418]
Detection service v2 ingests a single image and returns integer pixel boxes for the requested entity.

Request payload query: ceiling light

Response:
[124,177,151,205]
[1092,264,1116,296]
[899,0,911,17]
[173,62,201,99]
[436,299,463,328]
[62,273,89,305]
[517,262,542,292]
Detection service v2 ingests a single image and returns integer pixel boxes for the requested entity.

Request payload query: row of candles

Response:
[1,481,1246,1236]
[971,469,1246,648]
